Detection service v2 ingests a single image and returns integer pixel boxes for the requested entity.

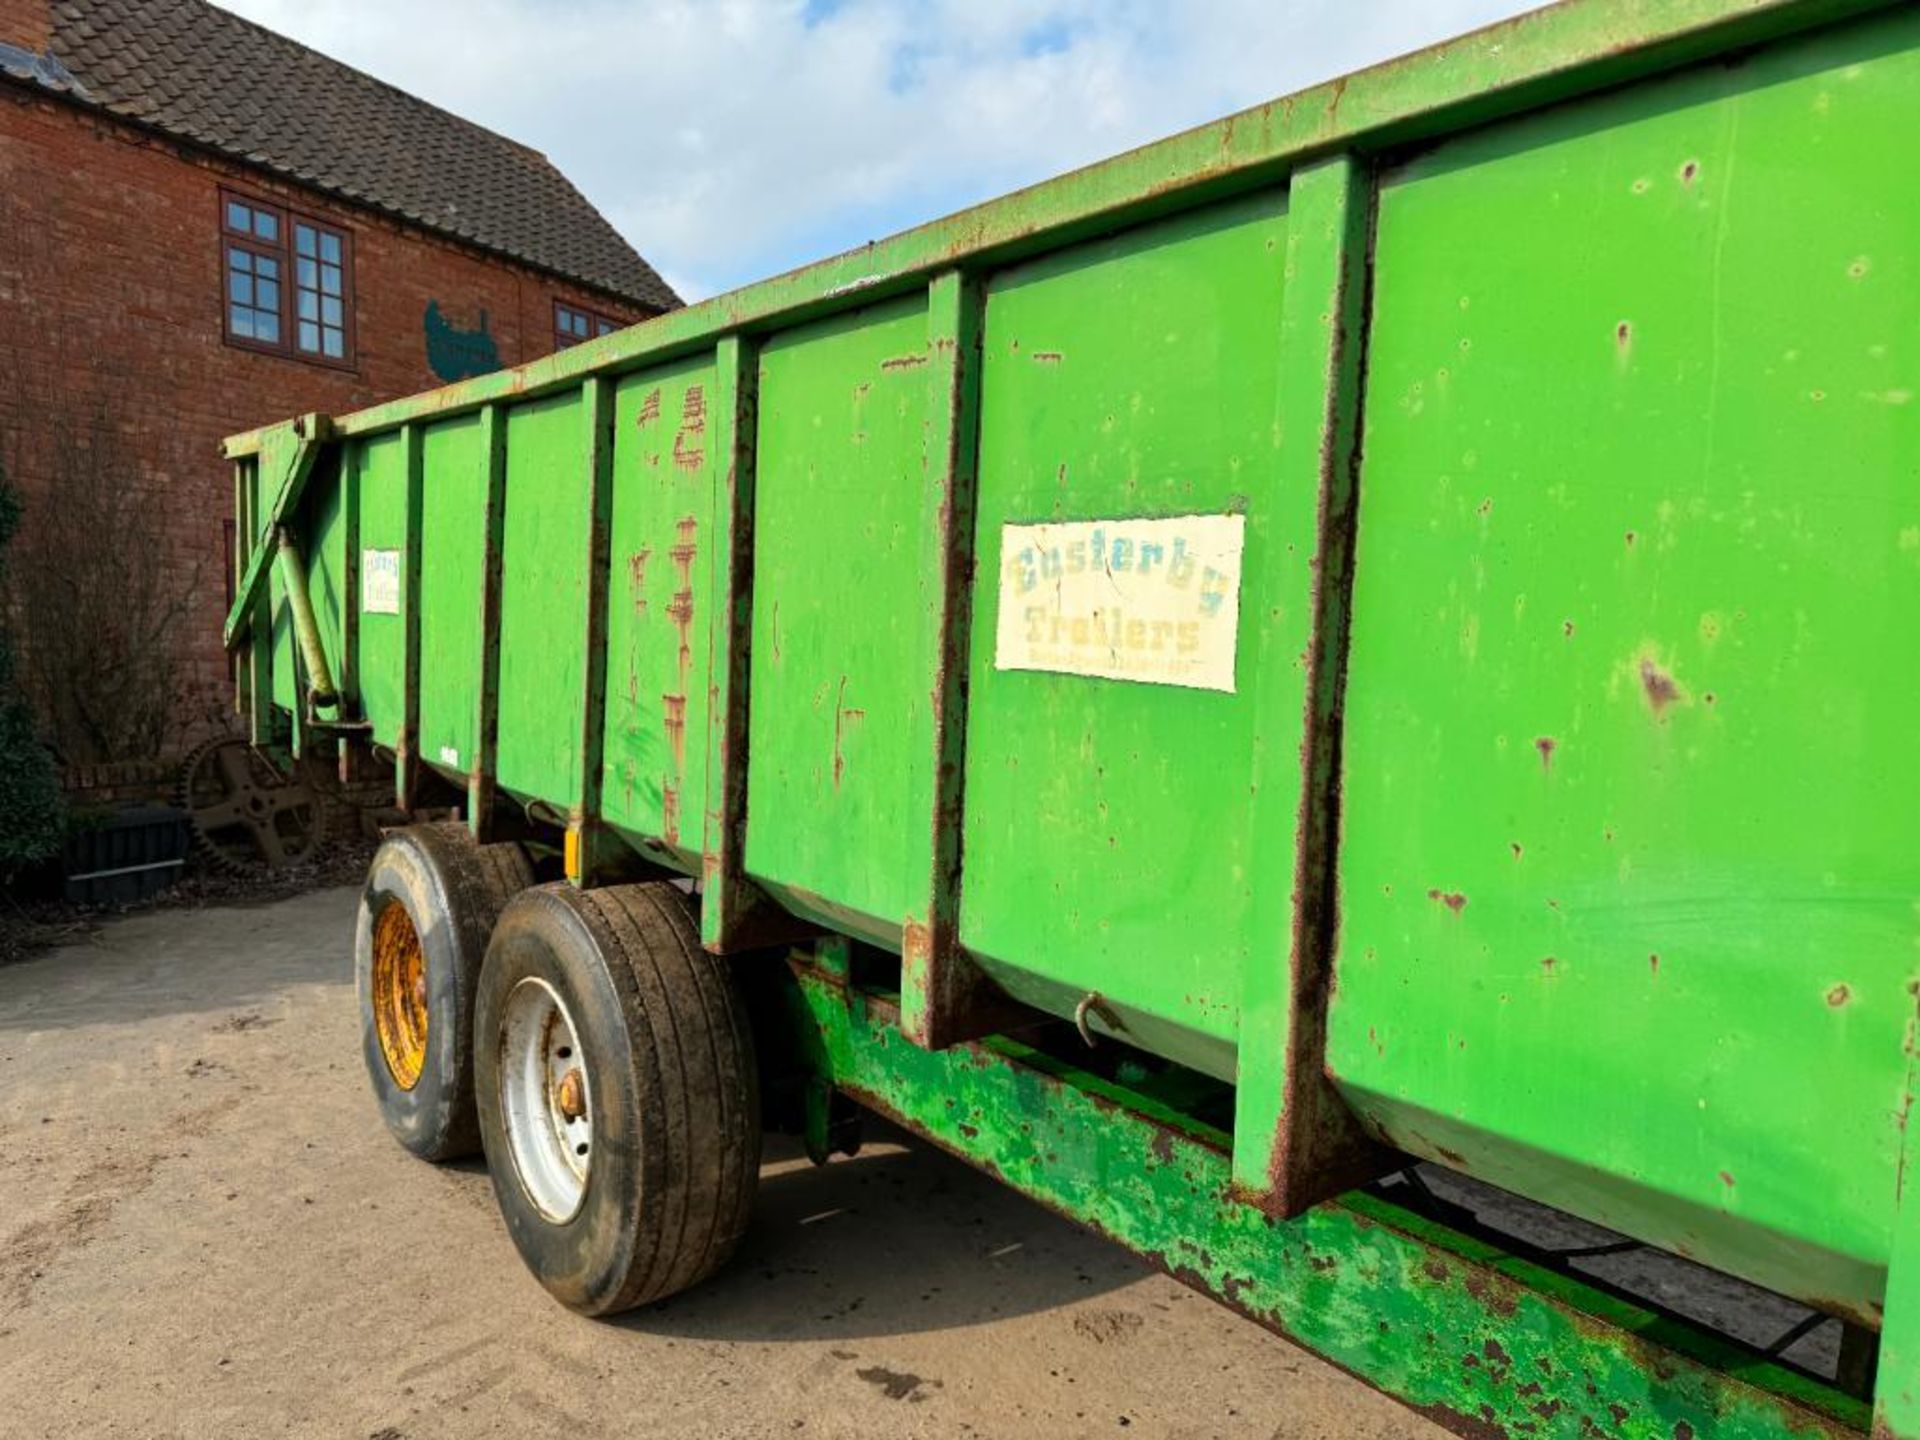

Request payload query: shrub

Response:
[0,460,64,870]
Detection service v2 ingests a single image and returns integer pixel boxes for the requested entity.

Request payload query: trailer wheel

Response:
[355,823,534,1161]
[474,882,760,1316]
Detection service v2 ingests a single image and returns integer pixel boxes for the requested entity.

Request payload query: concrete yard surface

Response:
[0,886,1441,1439]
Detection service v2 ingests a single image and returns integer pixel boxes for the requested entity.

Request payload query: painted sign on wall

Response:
[993,513,1246,692]
[423,300,500,383]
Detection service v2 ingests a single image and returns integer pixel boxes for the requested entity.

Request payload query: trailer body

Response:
[226,1,1920,1433]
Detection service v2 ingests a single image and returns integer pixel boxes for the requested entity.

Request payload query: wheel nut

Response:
[557,1067,587,1122]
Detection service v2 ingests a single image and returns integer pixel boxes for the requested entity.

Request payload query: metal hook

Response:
[1074,991,1122,1048]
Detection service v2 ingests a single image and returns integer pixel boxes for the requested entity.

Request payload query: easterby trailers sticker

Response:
[993,513,1245,692]
[362,549,401,615]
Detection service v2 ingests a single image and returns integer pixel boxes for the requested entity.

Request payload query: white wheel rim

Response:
[499,977,593,1222]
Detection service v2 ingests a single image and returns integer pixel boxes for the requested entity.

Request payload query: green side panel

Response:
[958,192,1297,1082]
[1883,1174,1920,1436]
[602,356,719,862]
[745,296,932,943]
[416,415,486,783]
[259,461,295,717]
[495,391,591,808]
[306,463,348,703]
[355,434,409,749]
[268,576,294,713]
[1329,10,1920,1319]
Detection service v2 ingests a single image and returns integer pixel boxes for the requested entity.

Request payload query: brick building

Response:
[0,0,679,763]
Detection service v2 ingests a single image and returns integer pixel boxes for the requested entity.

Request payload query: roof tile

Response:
[26,0,678,311]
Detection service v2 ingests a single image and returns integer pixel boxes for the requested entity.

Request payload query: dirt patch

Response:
[1073,1307,1146,1344]
[1,1103,220,1312]
[211,1011,281,1034]
[855,1365,941,1402]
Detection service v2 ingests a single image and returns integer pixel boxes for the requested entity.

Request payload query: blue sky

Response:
[218,0,1540,304]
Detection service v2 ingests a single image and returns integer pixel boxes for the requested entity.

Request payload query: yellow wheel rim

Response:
[372,902,429,1090]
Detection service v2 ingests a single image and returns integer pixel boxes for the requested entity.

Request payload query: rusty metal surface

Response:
[565,377,618,885]
[898,270,1013,1050]
[466,403,508,841]
[177,738,322,873]
[369,897,428,1091]
[780,960,1869,1439]
[1219,153,1393,1219]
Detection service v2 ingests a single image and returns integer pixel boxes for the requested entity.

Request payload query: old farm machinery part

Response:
[176,738,323,872]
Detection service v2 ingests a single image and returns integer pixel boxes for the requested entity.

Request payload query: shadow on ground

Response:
[447,1127,1141,1344]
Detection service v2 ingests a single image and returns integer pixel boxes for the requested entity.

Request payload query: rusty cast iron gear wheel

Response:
[176,738,323,872]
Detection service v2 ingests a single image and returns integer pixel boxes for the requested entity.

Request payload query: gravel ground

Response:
[0,886,1441,1440]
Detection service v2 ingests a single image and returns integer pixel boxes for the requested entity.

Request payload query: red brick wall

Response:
[0,1,50,52]
[0,83,664,758]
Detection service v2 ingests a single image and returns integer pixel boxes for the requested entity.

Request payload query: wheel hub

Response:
[371,902,429,1091]
[556,1067,588,1122]
[499,978,592,1222]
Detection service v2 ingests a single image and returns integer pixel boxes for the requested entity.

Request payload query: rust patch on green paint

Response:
[1639,657,1682,713]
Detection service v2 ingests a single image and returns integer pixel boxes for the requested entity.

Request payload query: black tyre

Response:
[355,823,534,1161]
[474,882,760,1316]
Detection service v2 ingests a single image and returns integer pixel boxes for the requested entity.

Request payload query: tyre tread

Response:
[582,883,759,1311]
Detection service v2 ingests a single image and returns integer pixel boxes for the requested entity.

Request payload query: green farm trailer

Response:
[223,0,1919,1432]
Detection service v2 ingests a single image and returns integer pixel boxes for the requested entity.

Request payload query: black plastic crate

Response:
[62,806,190,906]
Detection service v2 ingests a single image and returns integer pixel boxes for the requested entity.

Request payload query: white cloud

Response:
[215,0,1539,301]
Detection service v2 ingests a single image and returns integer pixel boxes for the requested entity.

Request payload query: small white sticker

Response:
[994,513,1246,692]
[362,549,401,614]
[438,745,460,769]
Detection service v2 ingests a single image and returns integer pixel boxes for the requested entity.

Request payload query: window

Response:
[222,190,354,366]
[554,300,620,350]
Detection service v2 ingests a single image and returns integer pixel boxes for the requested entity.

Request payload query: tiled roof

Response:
[18,0,679,311]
